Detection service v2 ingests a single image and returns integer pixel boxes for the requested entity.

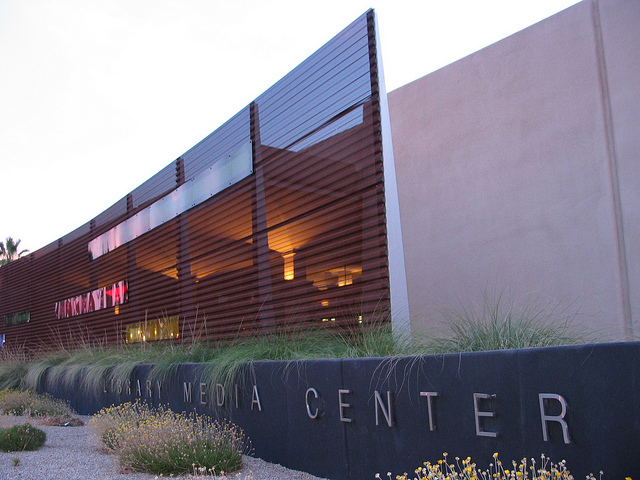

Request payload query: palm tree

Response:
[0,237,29,266]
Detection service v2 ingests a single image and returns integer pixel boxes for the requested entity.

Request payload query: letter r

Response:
[539,393,570,444]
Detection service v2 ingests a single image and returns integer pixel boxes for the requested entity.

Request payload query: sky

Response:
[0,0,580,254]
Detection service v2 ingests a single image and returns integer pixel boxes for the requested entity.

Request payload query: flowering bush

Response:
[90,401,246,475]
[0,389,74,417]
[377,453,603,480]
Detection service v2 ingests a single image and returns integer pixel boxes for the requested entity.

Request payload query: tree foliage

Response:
[0,237,29,266]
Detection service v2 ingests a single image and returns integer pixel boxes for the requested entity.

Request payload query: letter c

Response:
[305,387,319,419]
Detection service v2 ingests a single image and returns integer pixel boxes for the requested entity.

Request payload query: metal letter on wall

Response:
[539,393,571,444]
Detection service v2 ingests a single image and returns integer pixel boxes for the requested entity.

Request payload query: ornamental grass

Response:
[0,295,593,399]
[423,291,589,353]
[378,453,603,480]
[90,401,246,476]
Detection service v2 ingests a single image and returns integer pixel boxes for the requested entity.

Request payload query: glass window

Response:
[3,311,30,327]
[126,316,180,343]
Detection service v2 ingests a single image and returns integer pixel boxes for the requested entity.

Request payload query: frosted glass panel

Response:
[88,140,252,260]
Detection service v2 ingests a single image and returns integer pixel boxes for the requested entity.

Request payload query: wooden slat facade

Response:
[0,10,391,350]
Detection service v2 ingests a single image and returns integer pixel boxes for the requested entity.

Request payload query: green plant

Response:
[378,453,600,480]
[0,346,31,390]
[0,423,46,452]
[0,237,29,266]
[2,297,592,401]
[90,401,246,475]
[424,291,588,353]
[11,457,19,466]
[0,389,74,417]
[16,316,408,399]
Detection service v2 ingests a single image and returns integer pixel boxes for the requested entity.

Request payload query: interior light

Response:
[321,300,329,307]
[283,252,295,280]
[125,316,180,343]
[114,305,120,315]
[337,266,353,287]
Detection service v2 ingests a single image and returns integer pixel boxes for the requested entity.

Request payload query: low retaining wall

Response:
[38,342,640,480]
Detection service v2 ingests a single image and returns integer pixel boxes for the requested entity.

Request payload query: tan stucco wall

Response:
[388,0,639,340]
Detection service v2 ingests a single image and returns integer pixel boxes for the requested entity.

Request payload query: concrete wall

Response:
[388,0,639,340]
[38,343,640,480]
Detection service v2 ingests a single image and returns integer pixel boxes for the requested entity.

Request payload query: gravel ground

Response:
[0,416,329,480]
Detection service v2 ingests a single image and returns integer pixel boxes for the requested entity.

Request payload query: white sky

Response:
[0,0,580,254]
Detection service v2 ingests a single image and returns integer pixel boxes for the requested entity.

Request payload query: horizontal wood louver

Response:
[0,9,390,350]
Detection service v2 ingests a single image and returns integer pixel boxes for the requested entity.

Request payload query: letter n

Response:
[374,390,393,427]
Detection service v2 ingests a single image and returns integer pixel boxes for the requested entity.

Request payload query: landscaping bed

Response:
[0,414,327,480]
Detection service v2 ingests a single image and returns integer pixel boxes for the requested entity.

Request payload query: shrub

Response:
[0,389,74,418]
[0,423,46,452]
[378,453,600,480]
[91,401,246,475]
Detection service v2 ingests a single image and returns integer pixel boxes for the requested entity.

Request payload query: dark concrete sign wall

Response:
[39,343,640,480]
